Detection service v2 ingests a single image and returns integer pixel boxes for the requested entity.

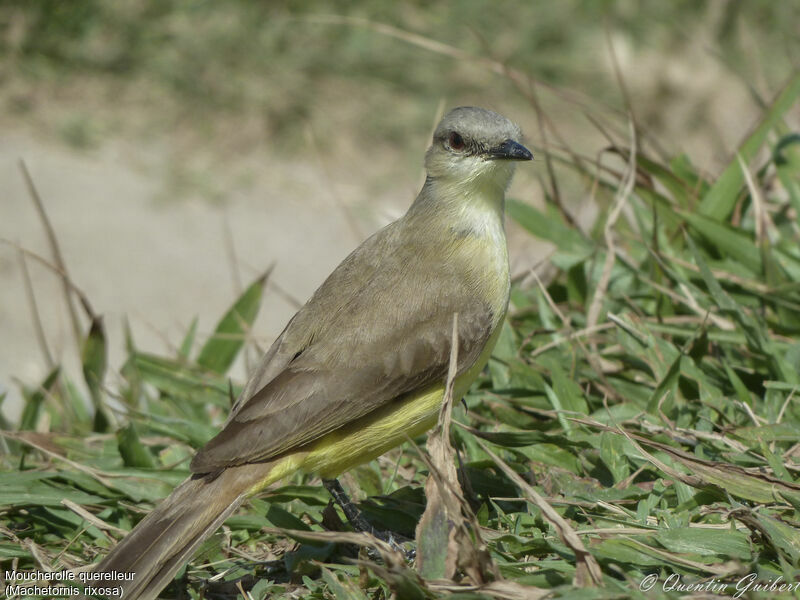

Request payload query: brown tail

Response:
[89,462,272,600]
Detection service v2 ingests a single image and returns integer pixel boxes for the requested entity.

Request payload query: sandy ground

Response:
[0,122,543,423]
[0,127,385,422]
[3,0,790,426]
[0,35,776,425]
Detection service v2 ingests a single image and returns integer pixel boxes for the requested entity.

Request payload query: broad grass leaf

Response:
[641,438,800,504]
[0,392,8,431]
[636,153,693,209]
[566,262,588,305]
[0,544,29,559]
[0,472,102,507]
[645,352,680,415]
[588,401,645,425]
[670,153,709,197]
[62,376,90,426]
[179,316,199,359]
[507,199,593,266]
[748,512,800,565]
[136,413,218,447]
[40,506,107,540]
[734,423,798,442]
[247,579,283,600]
[358,497,422,537]
[682,211,761,274]
[196,272,267,375]
[19,366,60,432]
[81,317,106,391]
[264,485,331,505]
[547,357,589,416]
[774,134,800,218]
[699,71,800,220]
[81,316,110,431]
[264,503,311,531]
[488,320,516,389]
[524,443,582,474]
[116,423,157,469]
[593,538,664,567]
[655,527,751,560]
[723,361,753,405]
[102,469,185,502]
[58,470,119,498]
[606,376,652,408]
[125,351,232,406]
[468,429,569,448]
[224,513,272,531]
[320,566,370,600]
[599,432,631,483]
[285,542,336,570]
[544,382,570,432]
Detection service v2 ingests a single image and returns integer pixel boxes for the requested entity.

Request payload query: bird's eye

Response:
[448,131,466,151]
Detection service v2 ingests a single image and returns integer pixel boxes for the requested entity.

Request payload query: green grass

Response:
[3,8,800,598]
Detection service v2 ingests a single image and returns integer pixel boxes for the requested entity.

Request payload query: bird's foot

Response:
[322,478,415,562]
[368,529,416,561]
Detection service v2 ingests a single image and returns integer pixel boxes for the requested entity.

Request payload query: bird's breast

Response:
[448,204,510,324]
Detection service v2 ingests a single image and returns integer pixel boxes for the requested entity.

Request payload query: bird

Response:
[88,106,532,600]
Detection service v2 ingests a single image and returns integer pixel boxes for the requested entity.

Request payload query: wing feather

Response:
[191,219,499,473]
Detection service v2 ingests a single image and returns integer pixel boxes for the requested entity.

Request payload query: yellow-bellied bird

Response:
[90,107,532,600]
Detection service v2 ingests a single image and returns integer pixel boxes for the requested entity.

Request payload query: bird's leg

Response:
[322,478,373,534]
[322,478,415,560]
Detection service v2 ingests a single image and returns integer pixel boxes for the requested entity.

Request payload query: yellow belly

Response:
[248,320,504,493]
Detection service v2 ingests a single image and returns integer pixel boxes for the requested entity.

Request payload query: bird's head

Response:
[425,106,532,192]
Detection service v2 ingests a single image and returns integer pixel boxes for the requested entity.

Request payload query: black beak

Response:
[487,139,533,161]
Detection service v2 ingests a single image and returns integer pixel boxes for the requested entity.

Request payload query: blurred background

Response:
[1,0,798,422]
